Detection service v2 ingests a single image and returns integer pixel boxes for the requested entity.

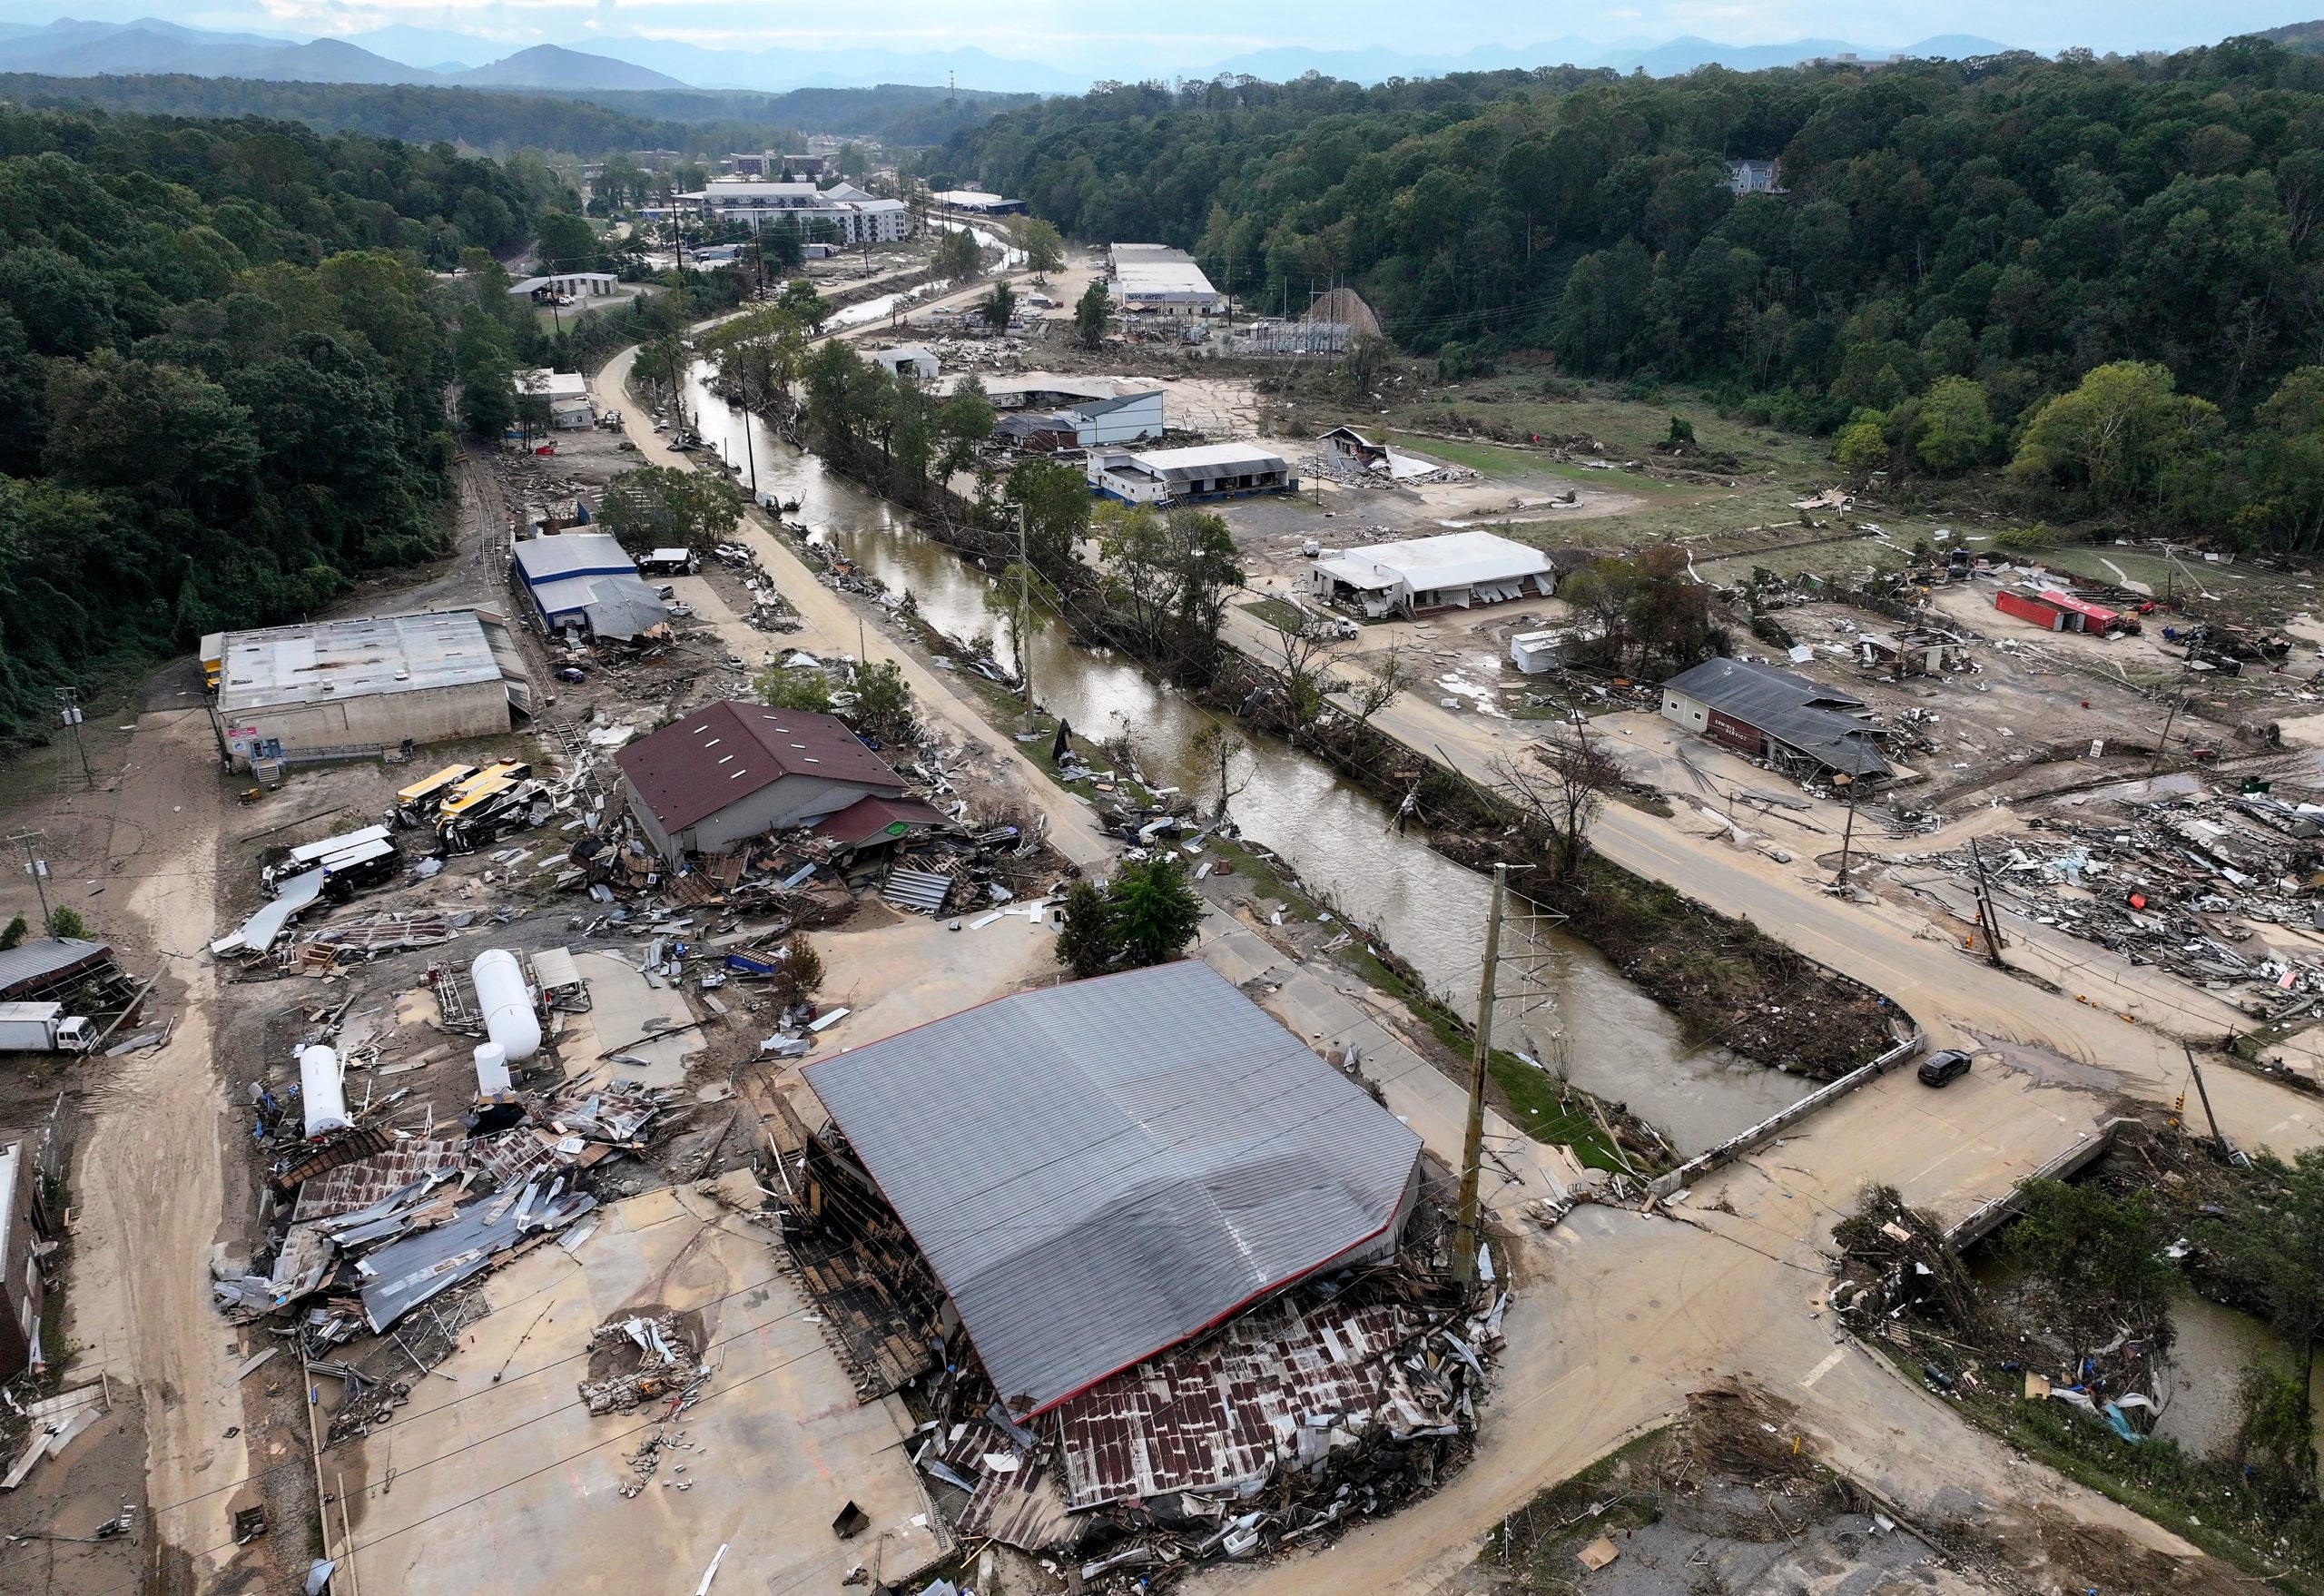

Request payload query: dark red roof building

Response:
[615,701,909,862]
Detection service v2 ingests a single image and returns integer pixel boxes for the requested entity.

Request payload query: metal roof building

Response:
[1088,443,1292,506]
[614,700,910,862]
[0,939,114,1002]
[511,534,670,641]
[803,961,1423,1415]
[211,610,532,772]
[1660,656,1892,780]
[1310,530,1554,617]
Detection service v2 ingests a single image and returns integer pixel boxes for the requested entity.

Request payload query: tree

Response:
[1013,216,1065,282]
[1496,728,1620,882]
[535,210,602,272]
[1053,879,1116,979]
[0,916,25,951]
[772,932,824,1007]
[984,559,1060,698]
[702,304,808,421]
[773,279,831,332]
[1073,278,1114,349]
[1347,646,1413,730]
[1339,333,1391,400]
[1005,458,1091,580]
[598,465,746,554]
[1265,608,1337,742]
[1187,722,1248,819]
[756,665,834,714]
[1910,376,1994,475]
[2008,361,2222,514]
[1833,416,1889,478]
[848,659,915,744]
[44,907,86,941]
[1107,856,1205,968]
[981,279,1018,332]
[459,360,517,439]
[934,226,983,281]
[2004,1179,2177,1363]
[2231,1358,2317,1492]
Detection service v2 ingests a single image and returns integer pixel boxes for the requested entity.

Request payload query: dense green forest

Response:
[0,74,1034,157]
[930,39,2324,546]
[0,104,566,741]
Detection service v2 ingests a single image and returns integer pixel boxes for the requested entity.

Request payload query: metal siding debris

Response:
[881,866,954,913]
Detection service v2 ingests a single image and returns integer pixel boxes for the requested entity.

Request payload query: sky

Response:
[0,0,2299,71]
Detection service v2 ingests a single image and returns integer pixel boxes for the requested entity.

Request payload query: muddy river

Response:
[679,360,1811,1152]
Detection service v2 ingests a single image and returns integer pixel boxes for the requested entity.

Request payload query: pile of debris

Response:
[1896,784,2324,1023]
[580,1313,708,1414]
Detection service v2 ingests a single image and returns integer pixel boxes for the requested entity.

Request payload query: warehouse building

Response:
[802,960,1423,1417]
[931,189,1026,214]
[510,534,671,642]
[869,345,940,380]
[995,389,1167,449]
[1659,656,1892,782]
[1087,443,1292,506]
[615,700,914,862]
[1106,244,1225,316]
[514,369,595,429]
[1309,530,1555,617]
[209,610,533,773]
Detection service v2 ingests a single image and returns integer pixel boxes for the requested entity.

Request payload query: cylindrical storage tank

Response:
[300,1045,350,1138]
[473,1041,512,1098]
[470,949,541,1061]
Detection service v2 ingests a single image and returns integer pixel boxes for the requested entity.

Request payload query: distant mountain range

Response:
[0,16,2024,96]
[0,19,692,91]
[1207,34,2015,84]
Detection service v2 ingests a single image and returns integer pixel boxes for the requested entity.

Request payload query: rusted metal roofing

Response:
[615,701,905,835]
[0,938,113,1000]
[1050,1297,1429,1508]
[291,1140,468,1222]
[803,962,1423,1417]
[816,794,951,851]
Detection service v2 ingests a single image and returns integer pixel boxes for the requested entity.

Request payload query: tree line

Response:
[929,39,2324,547]
[0,103,568,743]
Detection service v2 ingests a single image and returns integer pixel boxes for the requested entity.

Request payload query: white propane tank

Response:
[469,949,541,1061]
[473,1041,512,1098]
[300,1045,350,1137]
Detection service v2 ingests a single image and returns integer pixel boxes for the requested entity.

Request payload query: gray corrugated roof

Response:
[803,961,1422,1414]
[1663,656,1890,776]
[0,938,112,996]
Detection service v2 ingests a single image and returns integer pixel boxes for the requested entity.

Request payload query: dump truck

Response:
[0,1001,98,1053]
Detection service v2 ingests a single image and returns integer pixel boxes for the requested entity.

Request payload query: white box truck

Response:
[0,1001,97,1053]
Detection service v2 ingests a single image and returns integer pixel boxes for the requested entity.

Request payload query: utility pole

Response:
[1451,862,1507,1294]
[1010,500,1036,726]
[738,360,758,500]
[2151,684,2186,776]
[1967,836,2006,968]
[1832,771,1858,888]
[2182,1044,2230,1158]
[55,688,91,790]
[11,832,50,926]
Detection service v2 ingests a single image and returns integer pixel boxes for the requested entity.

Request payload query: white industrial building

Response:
[1107,244,1224,316]
[680,180,912,242]
[870,345,940,379]
[511,533,672,642]
[1310,531,1555,617]
[208,610,534,772]
[514,369,594,429]
[997,389,1167,448]
[507,271,619,302]
[931,189,1027,214]
[1088,443,1293,506]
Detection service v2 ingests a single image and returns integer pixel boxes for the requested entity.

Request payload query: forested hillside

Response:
[0,74,1036,157]
[0,105,563,741]
[931,40,2324,546]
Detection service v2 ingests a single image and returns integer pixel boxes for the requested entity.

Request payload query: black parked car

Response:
[1916,1049,1972,1087]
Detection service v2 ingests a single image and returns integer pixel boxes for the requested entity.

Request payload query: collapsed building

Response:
[1659,656,1894,783]
[778,961,1505,1571]
[511,533,671,644]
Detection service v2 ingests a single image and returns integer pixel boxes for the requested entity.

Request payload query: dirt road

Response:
[48,705,249,1589]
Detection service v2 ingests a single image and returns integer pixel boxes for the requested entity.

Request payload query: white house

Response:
[514,369,594,429]
[1309,531,1554,618]
[870,345,940,380]
[1088,443,1292,506]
